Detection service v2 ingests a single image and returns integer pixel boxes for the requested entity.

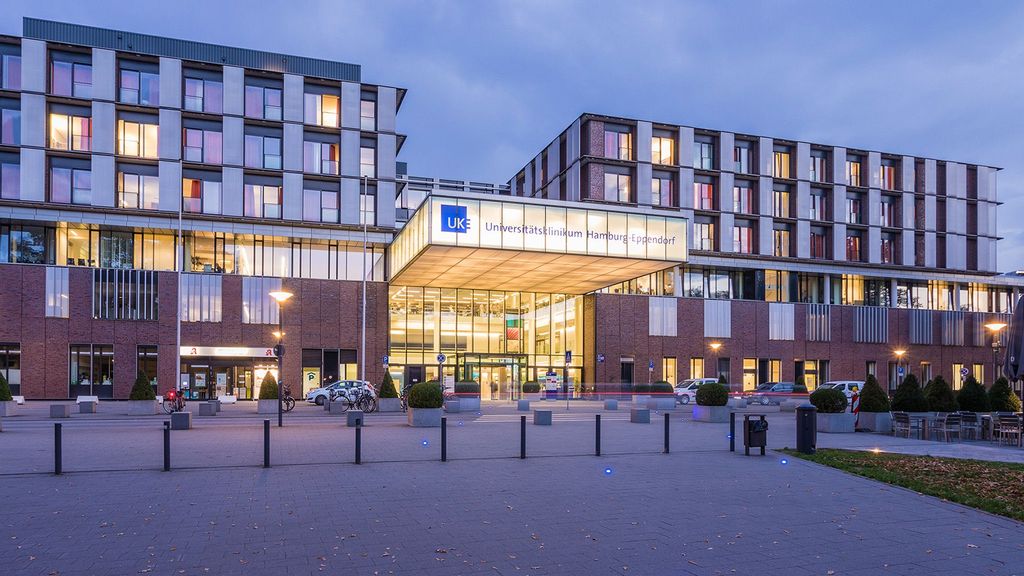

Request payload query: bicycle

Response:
[162,389,186,414]
[281,384,295,412]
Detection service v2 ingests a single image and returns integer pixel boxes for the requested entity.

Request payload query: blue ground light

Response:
[780,458,788,465]
[603,467,613,476]
[421,439,429,447]
[457,421,464,426]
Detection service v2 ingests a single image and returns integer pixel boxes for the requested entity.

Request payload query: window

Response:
[689,357,705,379]
[972,364,984,386]
[773,227,791,257]
[244,184,282,219]
[0,158,19,200]
[69,345,113,398]
[49,113,91,151]
[303,93,340,127]
[603,172,631,203]
[242,276,282,324]
[1,53,21,91]
[846,233,862,261]
[880,233,896,264]
[184,77,223,114]
[359,146,376,178]
[93,269,158,320]
[772,186,791,218]
[51,58,91,98]
[303,141,339,175]
[733,223,754,254]
[694,221,715,251]
[648,297,678,337]
[880,160,897,190]
[662,357,677,385]
[880,198,896,227]
[50,164,92,205]
[846,157,862,186]
[732,184,753,214]
[183,128,223,164]
[810,228,827,259]
[846,195,862,224]
[137,346,158,389]
[118,172,159,210]
[773,148,791,179]
[765,270,792,303]
[652,136,674,165]
[1,106,20,145]
[360,99,376,131]
[45,266,69,318]
[693,137,714,170]
[6,224,55,264]
[693,181,715,210]
[303,189,339,223]
[0,344,20,396]
[651,173,675,207]
[119,68,159,106]
[809,191,826,221]
[734,144,751,173]
[809,152,828,183]
[360,193,375,226]
[182,178,222,215]
[742,358,757,391]
[604,128,632,160]
[181,274,222,322]
[244,135,282,170]
[244,85,282,120]
[118,119,159,159]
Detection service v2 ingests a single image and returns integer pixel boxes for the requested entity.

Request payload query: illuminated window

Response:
[304,141,339,175]
[652,136,674,165]
[773,148,791,179]
[244,85,282,121]
[244,184,282,219]
[182,178,221,215]
[662,357,677,385]
[118,172,159,210]
[693,181,715,210]
[184,77,223,114]
[694,221,715,251]
[604,128,632,160]
[846,158,862,186]
[118,119,159,159]
[732,223,754,254]
[772,227,790,257]
[689,357,704,379]
[880,159,898,190]
[846,195,862,224]
[183,128,223,165]
[809,152,828,183]
[51,59,91,98]
[732,184,753,214]
[119,68,159,106]
[303,93,340,127]
[846,233,862,261]
[49,113,92,151]
[772,186,791,218]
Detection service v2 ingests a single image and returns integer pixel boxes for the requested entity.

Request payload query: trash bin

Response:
[743,414,768,455]
[796,403,817,454]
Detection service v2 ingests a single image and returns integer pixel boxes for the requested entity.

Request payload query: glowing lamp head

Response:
[985,322,1008,333]
[894,349,906,358]
[709,342,722,352]
[269,290,293,304]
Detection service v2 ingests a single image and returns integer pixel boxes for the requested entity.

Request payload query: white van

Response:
[822,381,863,400]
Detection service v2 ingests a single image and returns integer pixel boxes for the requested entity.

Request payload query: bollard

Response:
[263,419,270,468]
[355,425,362,465]
[441,417,447,462]
[163,421,170,472]
[664,412,670,454]
[595,414,601,456]
[729,412,736,452]
[520,415,526,459]
[54,423,62,475]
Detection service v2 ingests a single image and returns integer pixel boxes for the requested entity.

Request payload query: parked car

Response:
[306,380,373,405]
[748,382,808,405]
[821,381,863,400]
[674,378,720,404]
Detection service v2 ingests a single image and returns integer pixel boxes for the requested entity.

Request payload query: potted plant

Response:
[257,373,279,414]
[692,382,729,422]
[647,381,676,410]
[377,372,402,412]
[856,374,891,432]
[127,372,158,415]
[924,376,958,413]
[0,371,14,417]
[811,387,854,433]
[407,381,443,427]
[956,375,990,413]
[891,373,928,414]
[455,380,481,411]
[988,377,1022,413]
[522,381,541,401]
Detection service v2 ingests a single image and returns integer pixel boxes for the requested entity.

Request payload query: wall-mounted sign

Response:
[181,346,276,358]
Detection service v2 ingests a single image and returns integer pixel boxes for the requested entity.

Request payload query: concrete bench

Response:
[50,404,71,418]
[197,402,217,416]
[347,410,365,427]
[79,401,97,414]
[533,410,552,425]
[517,400,530,411]
[216,395,237,405]
[604,399,618,410]
[170,411,192,430]
[328,400,350,414]
[75,395,99,404]
[630,408,651,424]
[12,395,25,405]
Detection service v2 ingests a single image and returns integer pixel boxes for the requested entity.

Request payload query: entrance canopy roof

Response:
[389,193,688,294]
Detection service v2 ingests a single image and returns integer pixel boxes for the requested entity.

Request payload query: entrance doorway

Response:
[462,354,526,401]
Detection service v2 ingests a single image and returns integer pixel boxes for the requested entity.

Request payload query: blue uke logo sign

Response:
[440,205,470,233]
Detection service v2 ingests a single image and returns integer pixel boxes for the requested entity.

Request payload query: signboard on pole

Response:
[648,359,655,372]
[565,350,572,365]
[437,353,447,364]
[597,353,605,363]
[382,355,389,366]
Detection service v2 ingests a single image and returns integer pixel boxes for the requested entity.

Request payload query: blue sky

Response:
[5,0,1023,272]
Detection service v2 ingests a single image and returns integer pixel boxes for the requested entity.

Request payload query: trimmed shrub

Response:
[409,381,443,409]
[956,375,990,413]
[891,373,929,412]
[454,381,481,395]
[258,373,279,400]
[522,381,541,394]
[651,381,674,395]
[924,376,958,413]
[696,382,728,406]
[810,387,848,413]
[989,377,1022,413]
[633,383,651,394]
[0,370,12,402]
[858,374,890,413]
[129,372,156,401]
[378,372,399,399]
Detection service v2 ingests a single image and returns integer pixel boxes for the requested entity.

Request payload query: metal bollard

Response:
[729,412,736,452]
[263,419,270,468]
[54,423,62,475]
[355,424,362,464]
[664,412,670,454]
[163,421,170,472]
[520,415,526,459]
[441,417,447,462]
[595,414,601,456]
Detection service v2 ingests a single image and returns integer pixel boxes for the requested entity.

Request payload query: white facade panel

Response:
[377,133,397,180]
[758,215,773,257]
[376,180,396,228]
[636,162,652,206]
[923,159,937,194]
[20,93,46,148]
[768,303,795,341]
[221,167,243,216]
[377,87,397,133]
[339,176,359,225]
[678,167,694,209]
[91,48,116,102]
[901,156,915,193]
[867,188,881,227]
[222,116,244,166]
[924,231,937,267]
[91,101,116,155]
[718,132,734,173]
[758,137,773,176]
[90,154,115,207]
[18,148,45,202]
[795,180,810,219]
[636,121,652,163]
[341,82,360,130]
[282,122,303,172]
[678,126,694,169]
[901,228,915,266]
[867,225,881,264]
[924,194,937,229]
[703,300,731,338]
[831,147,846,184]
[340,129,359,177]
[718,212,734,254]
[795,141,810,181]
[282,172,302,221]
[795,219,810,259]
[158,109,181,161]
[222,66,245,116]
[867,151,881,189]
[283,74,304,123]
[159,58,182,109]
[157,160,182,212]
[20,39,47,93]
[832,222,847,262]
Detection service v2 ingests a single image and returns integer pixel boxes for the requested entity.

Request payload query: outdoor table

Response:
[981,414,993,441]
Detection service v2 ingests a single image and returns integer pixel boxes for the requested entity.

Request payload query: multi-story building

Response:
[0,19,1020,401]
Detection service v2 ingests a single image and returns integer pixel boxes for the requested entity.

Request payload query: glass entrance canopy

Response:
[389,192,688,294]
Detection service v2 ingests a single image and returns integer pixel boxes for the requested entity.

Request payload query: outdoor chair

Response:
[958,412,981,440]
[996,415,1022,447]
[932,414,961,443]
[892,412,919,439]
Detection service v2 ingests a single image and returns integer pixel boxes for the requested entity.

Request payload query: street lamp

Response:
[894,349,906,386]
[985,322,1008,383]
[709,342,722,381]
[269,290,293,428]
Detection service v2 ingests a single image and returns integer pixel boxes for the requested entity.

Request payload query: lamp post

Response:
[360,175,369,387]
[894,349,906,387]
[985,322,1008,384]
[709,342,722,381]
[269,290,293,428]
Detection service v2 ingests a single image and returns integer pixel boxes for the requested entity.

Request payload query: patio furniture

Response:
[996,415,1022,447]
[932,414,961,442]
[958,412,981,440]
[893,412,921,439]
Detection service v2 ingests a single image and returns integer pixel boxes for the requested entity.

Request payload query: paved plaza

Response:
[1,401,1023,575]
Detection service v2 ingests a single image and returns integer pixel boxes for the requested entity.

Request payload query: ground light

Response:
[603,467,613,476]
[780,458,788,465]
[421,439,429,447]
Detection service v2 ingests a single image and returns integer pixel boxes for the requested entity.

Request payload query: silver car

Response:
[306,380,373,405]
[674,378,720,404]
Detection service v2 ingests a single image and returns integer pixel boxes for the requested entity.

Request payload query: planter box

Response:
[257,399,279,414]
[444,400,462,413]
[727,397,747,409]
[646,397,676,411]
[633,395,651,406]
[377,397,402,412]
[857,412,892,433]
[523,393,542,401]
[692,405,730,423]
[347,410,365,427]
[0,401,16,417]
[126,400,157,416]
[604,399,618,410]
[517,400,531,411]
[328,400,348,414]
[79,401,97,414]
[533,410,552,425]
[630,408,651,423]
[817,412,856,433]
[50,404,71,418]
[408,407,442,427]
[459,397,481,412]
[171,411,192,430]
[197,402,217,416]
